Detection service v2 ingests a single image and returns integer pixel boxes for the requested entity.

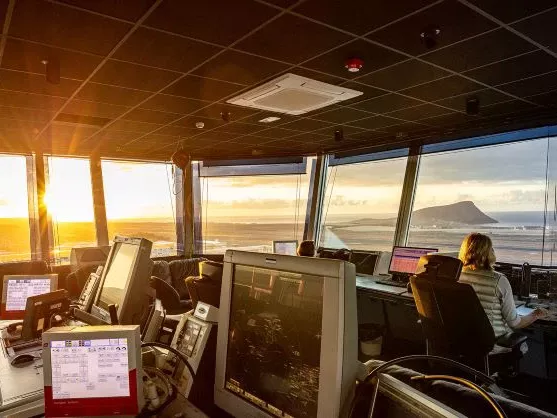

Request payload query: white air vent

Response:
[227,73,363,115]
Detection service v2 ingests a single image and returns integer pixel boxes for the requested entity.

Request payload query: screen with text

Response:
[6,278,52,311]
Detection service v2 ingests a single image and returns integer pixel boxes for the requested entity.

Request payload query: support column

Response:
[34,150,53,262]
[303,155,328,244]
[90,155,109,247]
[393,145,421,246]
[26,155,40,260]
[183,161,203,256]
[174,166,185,256]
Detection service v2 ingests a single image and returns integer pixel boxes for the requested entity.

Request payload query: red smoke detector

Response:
[345,58,364,73]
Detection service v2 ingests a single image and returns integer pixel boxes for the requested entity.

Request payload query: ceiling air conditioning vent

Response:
[53,113,111,128]
[227,73,363,115]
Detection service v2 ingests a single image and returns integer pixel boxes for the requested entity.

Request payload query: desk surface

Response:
[356,275,409,297]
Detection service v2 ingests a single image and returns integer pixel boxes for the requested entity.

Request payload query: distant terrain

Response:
[330,201,498,229]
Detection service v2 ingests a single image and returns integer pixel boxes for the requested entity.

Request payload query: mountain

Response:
[411,201,497,226]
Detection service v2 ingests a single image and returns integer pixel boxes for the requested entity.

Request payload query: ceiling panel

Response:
[0,90,66,111]
[421,28,535,72]
[303,40,406,79]
[401,75,485,102]
[350,93,423,114]
[467,0,556,23]
[121,108,180,125]
[498,71,557,97]
[0,69,80,97]
[311,106,371,124]
[114,27,222,73]
[192,50,288,85]
[511,8,557,53]
[294,0,435,35]
[358,59,449,91]
[386,103,452,121]
[368,0,497,56]
[145,0,278,46]
[464,51,557,86]
[139,94,208,115]
[162,75,245,101]
[57,0,157,22]
[236,14,353,64]
[63,100,131,119]
[76,83,152,106]
[91,60,181,92]
[10,0,132,55]
[1,39,104,80]
[192,103,259,121]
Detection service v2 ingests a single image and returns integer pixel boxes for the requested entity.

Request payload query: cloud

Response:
[329,195,368,207]
[209,198,307,211]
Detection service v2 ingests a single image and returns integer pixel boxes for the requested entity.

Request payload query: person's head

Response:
[458,232,496,270]
[297,240,315,257]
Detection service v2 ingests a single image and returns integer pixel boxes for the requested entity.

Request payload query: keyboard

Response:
[375,279,408,288]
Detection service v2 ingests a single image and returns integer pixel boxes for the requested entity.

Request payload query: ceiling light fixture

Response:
[41,56,60,85]
[258,116,281,123]
[195,121,205,129]
[345,58,364,73]
[334,128,344,142]
[420,25,441,49]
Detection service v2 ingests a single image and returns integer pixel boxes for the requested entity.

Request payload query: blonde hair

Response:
[297,240,315,257]
[458,233,496,270]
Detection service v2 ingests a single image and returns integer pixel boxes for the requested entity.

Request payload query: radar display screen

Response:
[225,265,324,418]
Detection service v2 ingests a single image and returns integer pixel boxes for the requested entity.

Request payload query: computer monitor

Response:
[142,298,164,343]
[350,250,381,276]
[215,250,358,418]
[90,236,153,326]
[1,274,58,320]
[42,325,143,417]
[21,289,69,341]
[272,240,299,256]
[389,246,438,276]
[70,246,111,272]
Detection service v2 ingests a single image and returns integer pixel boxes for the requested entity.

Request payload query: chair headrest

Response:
[415,254,463,281]
[199,261,223,281]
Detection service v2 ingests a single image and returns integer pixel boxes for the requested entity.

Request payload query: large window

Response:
[320,157,407,251]
[407,137,557,265]
[201,168,310,254]
[0,155,32,262]
[102,160,178,257]
[46,157,97,264]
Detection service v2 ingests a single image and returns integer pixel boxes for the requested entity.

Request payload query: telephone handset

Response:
[76,266,103,312]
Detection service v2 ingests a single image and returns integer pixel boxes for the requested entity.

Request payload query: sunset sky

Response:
[0,136,555,222]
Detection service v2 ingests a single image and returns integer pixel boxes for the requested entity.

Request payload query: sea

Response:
[0,211,555,266]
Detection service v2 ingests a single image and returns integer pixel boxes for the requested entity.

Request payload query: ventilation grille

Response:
[53,113,111,128]
[227,73,363,115]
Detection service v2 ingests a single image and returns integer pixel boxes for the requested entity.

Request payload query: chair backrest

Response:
[415,254,463,281]
[186,261,223,309]
[410,275,495,358]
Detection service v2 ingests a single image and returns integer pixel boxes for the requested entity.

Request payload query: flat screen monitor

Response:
[70,246,111,272]
[91,236,153,326]
[1,274,58,320]
[21,289,69,341]
[350,250,381,276]
[272,240,298,256]
[42,325,143,417]
[389,246,438,275]
[215,250,358,418]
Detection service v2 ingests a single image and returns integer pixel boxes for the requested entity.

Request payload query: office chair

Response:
[149,276,192,315]
[185,261,223,309]
[410,255,527,376]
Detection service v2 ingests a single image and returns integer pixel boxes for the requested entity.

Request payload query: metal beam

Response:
[174,166,185,256]
[34,150,53,262]
[90,155,109,246]
[393,145,422,246]
[183,161,203,257]
[192,162,203,254]
[25,155,40,260]
[303,155,328,244]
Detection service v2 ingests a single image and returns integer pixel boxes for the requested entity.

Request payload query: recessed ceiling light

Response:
[258,116,281,123]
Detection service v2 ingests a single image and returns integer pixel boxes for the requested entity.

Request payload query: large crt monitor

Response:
[389,246,438,275]
[1,274,58,319]
[215,250,358,418]
[42,325,143,417]
[91,236,153,325]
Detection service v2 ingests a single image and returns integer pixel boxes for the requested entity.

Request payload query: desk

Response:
[0,320,208,417]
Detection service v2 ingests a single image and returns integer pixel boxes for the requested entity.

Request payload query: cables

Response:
[411,374,507,418]
[349,354,502,418]
[140,341,196,381]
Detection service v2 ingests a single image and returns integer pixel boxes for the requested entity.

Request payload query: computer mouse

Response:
[10,354,36,367]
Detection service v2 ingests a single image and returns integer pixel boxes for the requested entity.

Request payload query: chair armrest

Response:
[495,332,527,348]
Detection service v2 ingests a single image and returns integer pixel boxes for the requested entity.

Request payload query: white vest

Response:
[459,269,510,338]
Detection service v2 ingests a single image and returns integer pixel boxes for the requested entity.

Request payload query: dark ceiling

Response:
[1,0,557,161]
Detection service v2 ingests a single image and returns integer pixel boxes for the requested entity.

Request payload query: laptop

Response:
[1,274,58,320]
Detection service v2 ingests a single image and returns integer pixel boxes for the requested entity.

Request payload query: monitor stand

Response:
[71,305,119,326]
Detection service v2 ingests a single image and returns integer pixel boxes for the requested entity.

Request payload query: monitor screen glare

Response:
[274,241,298,256]
[97,244,139,309]
[389,247,438,275]
[225,264,324,418]
[50,338,130,400]
[6,278,51,311]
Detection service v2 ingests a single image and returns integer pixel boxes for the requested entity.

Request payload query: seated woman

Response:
[458,232,547,338]
[297,240,315,257]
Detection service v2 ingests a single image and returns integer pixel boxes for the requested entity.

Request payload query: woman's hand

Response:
[533,308,549,320]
